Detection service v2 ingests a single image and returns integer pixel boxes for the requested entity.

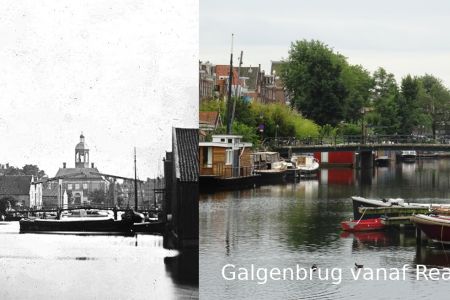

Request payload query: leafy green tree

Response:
[368,68,400,134]
[341,64,374,122]
[397,75,421,134]
[417,74,450,138]
[281,39,347,126]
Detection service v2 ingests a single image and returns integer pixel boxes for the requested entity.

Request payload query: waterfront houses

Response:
[0,175,33,208]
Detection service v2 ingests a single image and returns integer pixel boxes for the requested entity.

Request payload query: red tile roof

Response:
[199,111,220,126]
[215,65,240,85]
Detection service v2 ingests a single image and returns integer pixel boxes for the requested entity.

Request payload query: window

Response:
[75,184,80,190]
[228,139,232,144]
[220,138,225,142]
[226,149,233,165]
[68,184,72,190]
[83,183,88,189]
[202,147,212,168]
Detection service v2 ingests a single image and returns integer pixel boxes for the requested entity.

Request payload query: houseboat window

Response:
[83,183,88,189]
[228,138,232,143]
[221,138,225,142]
[226,149,233,165]
[68,184,72,190]
[75,184,80,190]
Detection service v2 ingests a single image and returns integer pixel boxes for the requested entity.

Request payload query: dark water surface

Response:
[200,160,450,299]
[0,223,198,300]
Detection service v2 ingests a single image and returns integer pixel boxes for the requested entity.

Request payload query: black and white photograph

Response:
[0,1,198,299]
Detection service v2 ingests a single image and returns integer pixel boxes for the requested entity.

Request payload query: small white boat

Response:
[400,150,417,162]
[290,155,320,177]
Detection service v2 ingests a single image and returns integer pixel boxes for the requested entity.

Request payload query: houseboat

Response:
[199,135,259,191]
[375,156,390,166]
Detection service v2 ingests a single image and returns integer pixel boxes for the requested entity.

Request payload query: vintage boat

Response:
[19,217,134,234]
[19,208,135,234]
[341,218,385,232]
[411,214,450,243]
[252,152,288,184]
[288,155,320,178]
[351,196,450,220]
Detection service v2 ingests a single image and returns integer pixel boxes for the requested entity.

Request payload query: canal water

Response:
[0,223,198,300]
[200,159,450,299]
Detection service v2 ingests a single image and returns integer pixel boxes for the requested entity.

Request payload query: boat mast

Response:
[134,147,138,211]
[225,33,234,135]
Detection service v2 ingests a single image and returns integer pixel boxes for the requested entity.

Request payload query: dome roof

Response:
[75,132,88,150]
[75,142,88,150]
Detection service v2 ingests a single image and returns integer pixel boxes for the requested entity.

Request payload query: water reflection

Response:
[200,159,450,299]
[0,222,198,299]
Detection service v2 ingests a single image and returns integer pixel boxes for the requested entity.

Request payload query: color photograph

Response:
[199,1,450,299]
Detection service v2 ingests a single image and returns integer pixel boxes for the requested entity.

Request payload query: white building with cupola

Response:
[52,133,108,205]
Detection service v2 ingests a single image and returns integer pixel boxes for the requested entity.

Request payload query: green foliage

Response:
[281,40,347,126]
[341,64,374,122]
[336,122,362,136]
[201,97,320,144]
[417,74,450,137]
[397,75,421,134]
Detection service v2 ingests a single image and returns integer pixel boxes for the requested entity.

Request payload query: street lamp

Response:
[275,124,279,141]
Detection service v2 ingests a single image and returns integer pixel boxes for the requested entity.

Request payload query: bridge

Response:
[267,135,450,157]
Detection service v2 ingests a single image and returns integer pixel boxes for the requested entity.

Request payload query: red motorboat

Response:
[341,218,385,232]
[411,214,450,243]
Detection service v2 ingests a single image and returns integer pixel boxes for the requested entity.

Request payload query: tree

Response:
[368,68,400,134]
[89,190,106,205]
[281,40,347,126]
[22,164,46,178]
[417,74,450,138]
[397,75,422,134]
[0,196,16,215]
[341,64,374,122]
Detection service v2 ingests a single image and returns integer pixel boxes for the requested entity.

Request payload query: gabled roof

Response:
[199,111,221,126]
[239,66,260,91]
[0,175,32,196]
[173,128,199,183]
[55,168,103,179]
[42,181,59,197]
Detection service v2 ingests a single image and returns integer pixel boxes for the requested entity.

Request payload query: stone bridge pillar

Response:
[360,150,373,169]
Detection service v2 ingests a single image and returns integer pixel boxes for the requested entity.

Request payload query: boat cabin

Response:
[199,135,253,178]
[251,152,283,170]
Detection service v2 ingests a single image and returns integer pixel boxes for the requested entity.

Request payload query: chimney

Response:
[91,163,94,168]
[63,162,66,168]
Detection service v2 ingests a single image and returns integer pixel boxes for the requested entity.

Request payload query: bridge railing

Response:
[265,135,450,148]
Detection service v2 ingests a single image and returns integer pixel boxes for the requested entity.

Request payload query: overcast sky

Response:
[201,0,450,87]
[0,0,198,179]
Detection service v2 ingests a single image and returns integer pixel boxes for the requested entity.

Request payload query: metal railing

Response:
[265,135,450,148]
[200,163,254,178]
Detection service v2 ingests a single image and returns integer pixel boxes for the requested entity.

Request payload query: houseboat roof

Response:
[211,134,243,138]
[199,141,252,148]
